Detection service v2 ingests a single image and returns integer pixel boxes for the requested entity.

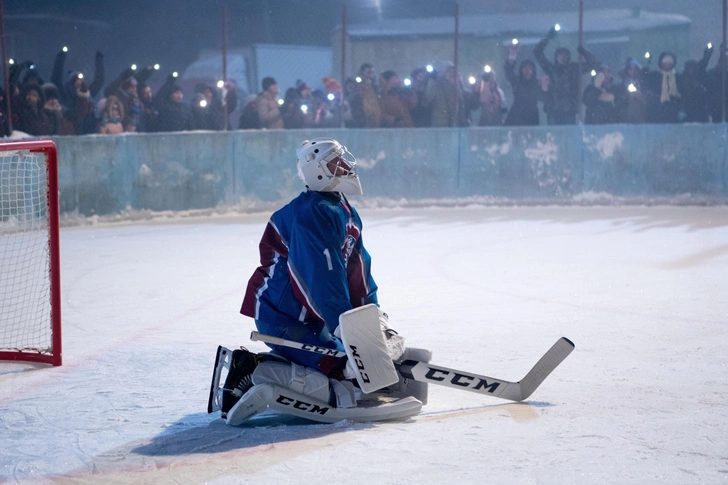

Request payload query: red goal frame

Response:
[0,139,62,366]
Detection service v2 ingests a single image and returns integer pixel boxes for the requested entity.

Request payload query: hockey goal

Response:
[0,139,62,366]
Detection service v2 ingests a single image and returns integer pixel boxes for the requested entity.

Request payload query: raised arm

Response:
[88,51,105,98]
[533,37,554,77]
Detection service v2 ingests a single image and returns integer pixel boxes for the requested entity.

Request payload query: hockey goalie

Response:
[208,138,431,425]
[208,137,575,425]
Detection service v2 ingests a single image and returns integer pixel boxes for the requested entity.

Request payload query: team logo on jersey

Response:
[343,235,356,264]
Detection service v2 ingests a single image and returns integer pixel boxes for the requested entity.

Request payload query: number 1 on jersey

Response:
[323,248,333,270]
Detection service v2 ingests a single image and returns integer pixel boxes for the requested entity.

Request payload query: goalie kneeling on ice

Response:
[225,358,426,425]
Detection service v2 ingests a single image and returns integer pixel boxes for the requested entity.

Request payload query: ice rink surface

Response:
[1,205,727,484]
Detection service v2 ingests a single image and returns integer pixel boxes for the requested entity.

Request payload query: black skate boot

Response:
[221,347,259,418]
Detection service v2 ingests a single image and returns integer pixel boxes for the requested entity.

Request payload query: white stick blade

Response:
[517,337,575,401]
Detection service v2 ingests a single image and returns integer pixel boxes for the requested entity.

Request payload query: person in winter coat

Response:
[534,26,600,125]
[97,95,125,134]
[583,66,620,125]
[707,44,728,123]
[280,87,305,129]
[643,52,682,123]
[50,48,104,133]
[378,70,414,128]
[476,69,506,126]
[193,81,238,130]
[408,67,432,127]
[256,77,284,130]
[138,84,160,133]
[41,83,74,135]
[350,64,381,128]
[678,45,713,123]
[425,64,479,127]
[504,46,543,126]
[615,58,647,123]
[15,84,56,136]
[155,76,194,132]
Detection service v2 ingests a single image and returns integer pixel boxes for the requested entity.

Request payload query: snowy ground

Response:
[1,205,727,485]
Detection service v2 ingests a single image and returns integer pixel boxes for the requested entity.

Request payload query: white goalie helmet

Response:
[296,138,363,195]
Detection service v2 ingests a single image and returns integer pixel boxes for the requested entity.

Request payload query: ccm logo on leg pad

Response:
[275,394,330,415]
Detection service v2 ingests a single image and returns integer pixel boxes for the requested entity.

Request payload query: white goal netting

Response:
[0,149,54,357]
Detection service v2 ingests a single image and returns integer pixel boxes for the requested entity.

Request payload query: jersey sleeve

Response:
[347,233,378,308]
[286,204,354,333]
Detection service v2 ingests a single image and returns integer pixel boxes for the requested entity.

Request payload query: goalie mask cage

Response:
[0,139,62,366]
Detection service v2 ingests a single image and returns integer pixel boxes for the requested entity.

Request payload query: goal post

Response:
[0,139,62,366]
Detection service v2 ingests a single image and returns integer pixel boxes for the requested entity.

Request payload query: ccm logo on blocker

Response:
[349,345,370,383]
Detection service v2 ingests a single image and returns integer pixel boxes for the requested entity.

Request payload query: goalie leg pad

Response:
[225,383,271,426]
[252,361,331,404]
[329,378,357,408]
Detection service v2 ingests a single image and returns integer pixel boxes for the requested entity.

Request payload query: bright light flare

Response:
[62,46,68,52]
[355,76,362,83]
[403,78,411,86]
[78,73,84,79]
[131,64,137,70]
[217,80,224,88]
[554,24,561,31]
[154,64,160,70]
[426,64,434,72]
[484,65,492,73]
[199,99,208,108]
[468,76,476,85]
[173,72,178,78]
[628,83,637,93]
[645,52,651,59]
[591,70,597,77]
[277,98,284,105]
[512,39,519,45]
[327,93,335,101]
[8,59,13,65]
[301,105,308,113]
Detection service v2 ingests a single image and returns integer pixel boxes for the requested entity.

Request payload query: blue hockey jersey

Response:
[241,191,378,334]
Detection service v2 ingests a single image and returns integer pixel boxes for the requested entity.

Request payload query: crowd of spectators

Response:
[3,27,728,137]
[0,48,238,138]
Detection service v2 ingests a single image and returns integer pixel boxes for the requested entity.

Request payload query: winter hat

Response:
[66,71,82,85]
[658,52,677,70]
[322,77,340,92]
[41,83,60,101]
[262,77,277,91]
[23,69,44,86]
[122,76,138,91]
[170,84,183,94]
[295,79,310,94]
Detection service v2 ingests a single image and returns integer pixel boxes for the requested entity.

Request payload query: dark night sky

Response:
[4,0,723,91]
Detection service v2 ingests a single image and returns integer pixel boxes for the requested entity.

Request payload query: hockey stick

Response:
[250,331,575,402]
